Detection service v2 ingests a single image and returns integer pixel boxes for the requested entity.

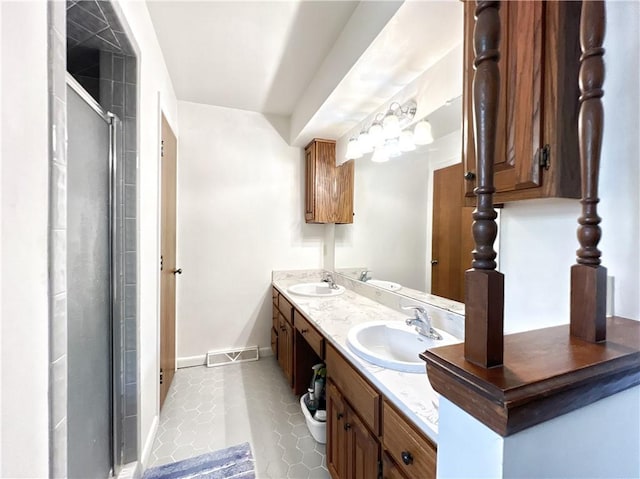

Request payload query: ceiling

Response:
[146,0,358,115]
[147,0,462,143]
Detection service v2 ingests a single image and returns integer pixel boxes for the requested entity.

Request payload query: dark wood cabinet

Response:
[327,381,379,479]
[272,284,438,479]
[305,139,354,224]
[277,313,293,386]
[382,400,437,479]
[462,1,582,204]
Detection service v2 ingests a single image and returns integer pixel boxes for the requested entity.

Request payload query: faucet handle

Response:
[401,305,428,319]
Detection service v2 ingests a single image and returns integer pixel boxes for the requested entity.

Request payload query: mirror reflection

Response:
[335,96,483,304]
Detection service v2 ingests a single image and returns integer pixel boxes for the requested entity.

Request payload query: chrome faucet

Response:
[359,270,372,282]
[402,306,443,340]
[322,272,339,290]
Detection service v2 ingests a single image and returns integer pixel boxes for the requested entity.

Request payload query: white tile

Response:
[147,359,327,479]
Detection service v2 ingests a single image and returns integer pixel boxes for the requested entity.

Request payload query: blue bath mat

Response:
[143,442,255,479]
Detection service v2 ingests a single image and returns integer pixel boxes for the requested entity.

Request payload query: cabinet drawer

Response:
[278,295,293,324]
[272,287,278,305]
[294,309,324,359]
[383,401,436,479]
[326,343,380,435]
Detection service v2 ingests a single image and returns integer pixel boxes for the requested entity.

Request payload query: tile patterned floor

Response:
[148,357,330,479]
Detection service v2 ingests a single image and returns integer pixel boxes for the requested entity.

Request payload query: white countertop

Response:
[272,270,449,444]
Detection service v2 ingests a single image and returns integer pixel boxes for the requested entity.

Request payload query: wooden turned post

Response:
[464,1,505,368]
[570,1,607,343]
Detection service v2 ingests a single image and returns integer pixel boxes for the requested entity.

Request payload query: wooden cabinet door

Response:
[335,160,354,224]
[305,145,315,221]
[277,314,293,386]
[462,1,580,204]
[304,139,353,224]
[347,407,379,479]
[463,1,543,198]
[327,381,348,479]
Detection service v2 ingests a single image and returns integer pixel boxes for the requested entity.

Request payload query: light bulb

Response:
[384,138,401,158]
[399,130,416,152]
[358,131,373,154]
[371,146,389,163]
[414,119,434,145]
[345,137,362,160]
[382,112,401,139]
[368,123,384,147]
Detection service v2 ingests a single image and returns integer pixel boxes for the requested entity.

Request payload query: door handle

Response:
[173,268,182,275]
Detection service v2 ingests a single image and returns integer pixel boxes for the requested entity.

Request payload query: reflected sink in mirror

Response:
[347,321,459,373]
[367,279,402,292]
[287,282,346,297]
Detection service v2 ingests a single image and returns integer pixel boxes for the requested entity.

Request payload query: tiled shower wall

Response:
[48,2,69,477]
[48,0,140,475]
[98,49,139,464]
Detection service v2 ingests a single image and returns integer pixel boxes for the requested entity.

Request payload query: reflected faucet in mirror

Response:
[359,270,372,282]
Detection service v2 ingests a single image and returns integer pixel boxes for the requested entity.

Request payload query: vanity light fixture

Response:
[413,119,434,145]
[399,130,416,152]
[345,99,418,161]
[345,137,363,160]
[371,146,389,163]
[358,130,374,154]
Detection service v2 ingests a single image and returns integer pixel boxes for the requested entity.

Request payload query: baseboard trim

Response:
[140,415,159,471]
[177,354,206,369]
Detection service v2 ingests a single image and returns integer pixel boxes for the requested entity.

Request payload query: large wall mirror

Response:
[335,97,480,304]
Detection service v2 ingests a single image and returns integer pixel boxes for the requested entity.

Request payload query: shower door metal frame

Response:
[65,73,124,475]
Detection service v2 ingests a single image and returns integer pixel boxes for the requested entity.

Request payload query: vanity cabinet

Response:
[272,287,324,395]
[305,139,354,224]
[327,381,379,479]
[462,1,582,204]
[273,289,294,386]
[382,400,437,479]
[272,284,438,479]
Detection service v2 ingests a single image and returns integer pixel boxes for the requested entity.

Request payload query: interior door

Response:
[160,114,178,408]
[67,83,113,478]
[431,163,467,302]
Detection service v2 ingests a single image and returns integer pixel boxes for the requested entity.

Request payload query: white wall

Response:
[104,0,180,466]
[335,147,430,291]
[438,385,640,479]
[499,0,640,332]
[0,3,50,477]
[176,101,324,361]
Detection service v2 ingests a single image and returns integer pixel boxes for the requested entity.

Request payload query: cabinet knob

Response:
[344,423,351,431]
[431,259,438,265]
[464,171,476,181]
[301,328,308,334]
[337,412,344,420]
[401,451,414,465]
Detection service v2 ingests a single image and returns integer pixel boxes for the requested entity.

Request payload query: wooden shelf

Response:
[421,316,640,436]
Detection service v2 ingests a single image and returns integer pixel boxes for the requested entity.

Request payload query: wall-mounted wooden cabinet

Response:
[305,139,354,224]
[462,1,582,204]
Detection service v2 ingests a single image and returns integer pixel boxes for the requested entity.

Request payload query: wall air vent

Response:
[206,346,260,368]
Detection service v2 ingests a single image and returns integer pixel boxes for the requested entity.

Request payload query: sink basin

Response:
[288,282,345,297]
[367,280,402,292]
[347,321,458,373]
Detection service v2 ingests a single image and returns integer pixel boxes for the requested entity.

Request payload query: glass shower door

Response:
[66,82,113,478]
